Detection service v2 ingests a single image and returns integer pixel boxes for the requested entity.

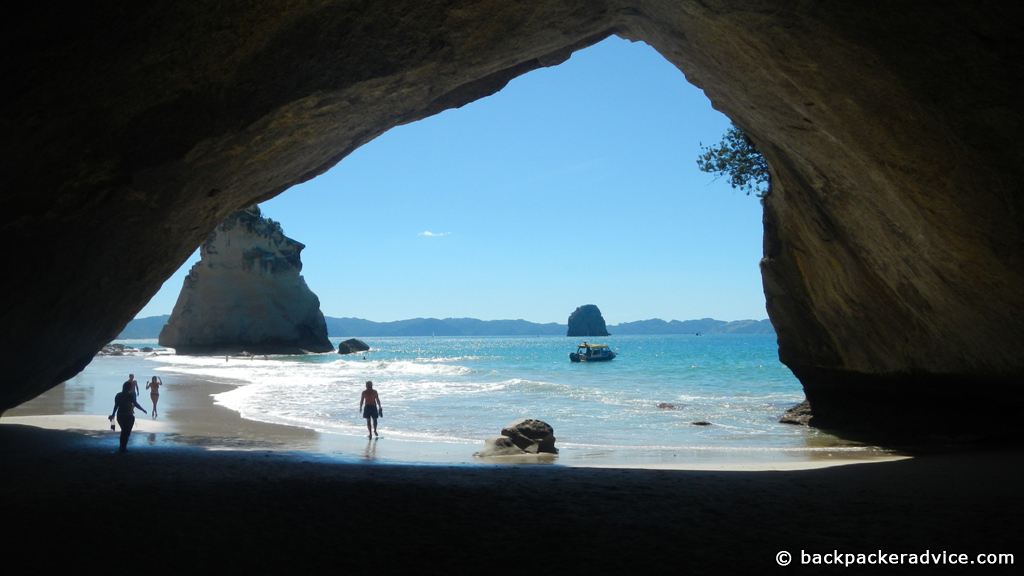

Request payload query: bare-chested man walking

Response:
[359,380,383,438]
[126,374,139,398]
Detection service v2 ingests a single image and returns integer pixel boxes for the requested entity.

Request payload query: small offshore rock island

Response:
[158,206,333,355]
[566,304,611,337]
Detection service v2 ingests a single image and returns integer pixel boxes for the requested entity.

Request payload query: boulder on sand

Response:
[474,418,558,457]
[501,418,558,454]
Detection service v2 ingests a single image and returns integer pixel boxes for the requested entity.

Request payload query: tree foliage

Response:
[696,123,770,197]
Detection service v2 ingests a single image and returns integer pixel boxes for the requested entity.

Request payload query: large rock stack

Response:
[567,304,610,337]
[158,207,333,355]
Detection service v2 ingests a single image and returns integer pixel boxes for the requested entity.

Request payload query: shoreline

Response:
[3,353,903,470]
[2,355,1020,572]
[1,421,1020,573]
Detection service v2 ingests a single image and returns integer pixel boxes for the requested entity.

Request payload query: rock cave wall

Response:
[2,1,1022,441]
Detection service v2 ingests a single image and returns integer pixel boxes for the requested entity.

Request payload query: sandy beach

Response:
[4,354,900,470]
[2,366,1021,573]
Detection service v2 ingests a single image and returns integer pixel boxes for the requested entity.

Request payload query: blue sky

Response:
[136,37,767,326]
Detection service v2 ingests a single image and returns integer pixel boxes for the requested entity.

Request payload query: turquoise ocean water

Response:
[81,333,885,465]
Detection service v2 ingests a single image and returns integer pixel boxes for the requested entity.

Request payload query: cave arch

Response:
[3,1,1022,442]
[217,36,765,326]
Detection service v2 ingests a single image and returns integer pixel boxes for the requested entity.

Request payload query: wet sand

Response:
[2,369,1021,573]
[4,359,902,470]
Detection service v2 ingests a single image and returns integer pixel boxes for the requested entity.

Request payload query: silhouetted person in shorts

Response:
[359,380,383,438]
[110,381,147,452]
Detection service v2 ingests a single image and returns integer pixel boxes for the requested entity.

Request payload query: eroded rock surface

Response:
[475,418,558,457]
[2,2,1023,442]
[158,207,333,355]
[501,418,559,454]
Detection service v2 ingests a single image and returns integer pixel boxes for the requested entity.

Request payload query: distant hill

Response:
[117,315,171,339]
[118,315,773,339]
[610,318,775,335]
[325,317,566,337]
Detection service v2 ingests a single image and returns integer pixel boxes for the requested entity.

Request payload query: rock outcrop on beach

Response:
[502,418,558,454]
[337,338,370,355]
[96,343,161,357]
[475,436,530,457]
[96,344,135,357]
[158,207,333,355]
[4,2,1024,442]
[566,305,610,338]
[475,419,558,457]
[779,400,813,427]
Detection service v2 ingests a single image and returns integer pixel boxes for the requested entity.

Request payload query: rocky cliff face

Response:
[567,305,611,338]
[2,2,1023,442]
[158,207,333,355]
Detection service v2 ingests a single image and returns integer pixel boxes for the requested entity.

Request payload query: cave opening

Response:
[11,36,835,464]
[137,36,767,328]
[4,0,1021,450]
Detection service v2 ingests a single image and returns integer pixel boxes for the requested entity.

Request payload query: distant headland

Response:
[117,315,773,339]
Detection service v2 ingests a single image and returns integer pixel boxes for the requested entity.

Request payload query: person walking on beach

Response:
[359,380,383,438]
[146,376,163,417]
[126,374,139,398]
[109,381,147,452]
